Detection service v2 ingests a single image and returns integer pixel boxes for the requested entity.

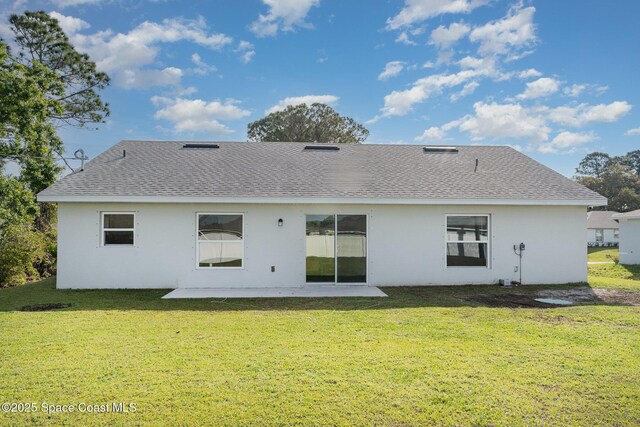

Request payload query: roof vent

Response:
[423,146,458,153]
[304,145,340,151]
[182,143,219,149]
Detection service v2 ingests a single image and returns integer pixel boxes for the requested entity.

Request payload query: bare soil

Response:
[465,287,640,308]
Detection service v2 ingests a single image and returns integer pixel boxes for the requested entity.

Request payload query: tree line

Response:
[575,151,640,212]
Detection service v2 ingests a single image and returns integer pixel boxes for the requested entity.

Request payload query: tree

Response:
[8,11,110,128]
[575,153,640,212]
[575,152,611,177]
[615,150,640,175]
[0,11,110,286]
[247,103,369,144]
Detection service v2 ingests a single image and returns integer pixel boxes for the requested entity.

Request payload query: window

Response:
[446,215,489,267]
[595,229,604,243]
[197,214,243,268]
[614,229,619,240]
[102,213,135,246]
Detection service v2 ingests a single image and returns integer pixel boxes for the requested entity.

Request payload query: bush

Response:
[0,222,47,287]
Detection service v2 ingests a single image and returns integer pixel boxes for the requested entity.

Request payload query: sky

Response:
[1,0,639,177]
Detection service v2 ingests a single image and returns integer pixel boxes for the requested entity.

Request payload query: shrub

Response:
[0,222,47,287]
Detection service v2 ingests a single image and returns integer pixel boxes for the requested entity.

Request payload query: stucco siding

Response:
[618,219,640,265]
[56,203,587,288]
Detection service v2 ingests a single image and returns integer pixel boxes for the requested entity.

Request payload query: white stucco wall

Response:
[618,219,640,265]
[586,228,619,244]
[56,203,588,288]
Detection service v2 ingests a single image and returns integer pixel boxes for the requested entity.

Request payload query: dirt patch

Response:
[464,294,562,308]
[592,289,640,306]
[20,303,72,312]
[466,287,640,308]
[539,287,640,306]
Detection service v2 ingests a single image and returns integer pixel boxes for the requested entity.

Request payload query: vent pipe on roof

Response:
[474,158,478,173]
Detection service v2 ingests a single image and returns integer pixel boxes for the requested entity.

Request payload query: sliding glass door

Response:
[306,214,367,284]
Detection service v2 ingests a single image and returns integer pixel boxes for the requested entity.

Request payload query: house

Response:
[612,209,640,265]
[586,210,619,246]
[37,140,606,290]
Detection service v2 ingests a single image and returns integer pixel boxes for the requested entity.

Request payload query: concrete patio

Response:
[162,286,388,299]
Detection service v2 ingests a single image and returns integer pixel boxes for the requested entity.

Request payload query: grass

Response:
[588,263,640,291]
[1,273,639,426]
[587,246,619,262]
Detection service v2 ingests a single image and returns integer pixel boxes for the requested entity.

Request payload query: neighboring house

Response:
[612,210,640,265]
[586,210,620,246]
[37,141,606,289]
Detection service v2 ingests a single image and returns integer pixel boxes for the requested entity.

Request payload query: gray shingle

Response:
[587,211,620,229]
[38,140,606,203]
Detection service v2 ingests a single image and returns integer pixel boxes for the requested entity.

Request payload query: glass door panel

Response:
[306,215,335,282]
[336,215,367,283]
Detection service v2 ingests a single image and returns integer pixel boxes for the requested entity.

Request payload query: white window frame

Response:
[445,214,491,269]
[196,213,245,270]
[101,212,136,246]
[595,228,604,243]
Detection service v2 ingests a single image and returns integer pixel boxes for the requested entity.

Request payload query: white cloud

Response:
[415,126,446,142]
[429,21,470,49]
[250,0,319,37]
[516,77,560,100]
[61,14,232,89]
[563,84,586,97]
[387,0,489,30]
[119,67,183,89]
[450,81,479,102]
[49,11,90,33]
[395,31,417,45]
[190,53,217,75]
[437,100,631,146]
[151,96,250,134]
[378,61,406,81]
[236,41,255,63]
[626,127,640,136]
[453,102,551,142]
[548,101,632,127]
[265,95,339,114]
[51,0,102,7]
[518,68,542,79]
[469,5,537,57]
[377,57,501,118]
[538,131,597,154]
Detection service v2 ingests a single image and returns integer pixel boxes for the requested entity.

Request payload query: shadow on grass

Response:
[0,276,629,313]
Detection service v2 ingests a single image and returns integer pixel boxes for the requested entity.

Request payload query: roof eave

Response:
[37,194,608,206]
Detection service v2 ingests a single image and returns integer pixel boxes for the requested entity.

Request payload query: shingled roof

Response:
[587,211,620,229]
[38,140,606,205]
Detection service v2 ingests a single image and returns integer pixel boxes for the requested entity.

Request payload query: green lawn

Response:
[587,246,619,262]
[1,271,639,426]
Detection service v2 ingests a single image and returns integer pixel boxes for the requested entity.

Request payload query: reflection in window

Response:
[446,215,489,267]
[306,215,335,282]
[336,215,367,283]
[198,214,243,267]
[102,213,134,245]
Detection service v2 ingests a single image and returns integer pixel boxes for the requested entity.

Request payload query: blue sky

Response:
[1,0,639,176]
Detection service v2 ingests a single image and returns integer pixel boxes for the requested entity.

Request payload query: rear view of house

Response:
[587,210,620,246]
[37,141,606,289]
